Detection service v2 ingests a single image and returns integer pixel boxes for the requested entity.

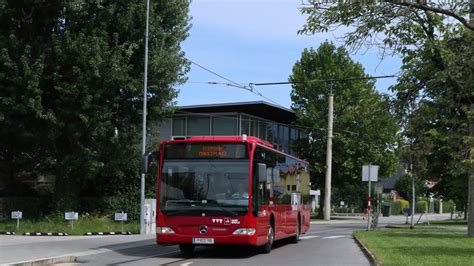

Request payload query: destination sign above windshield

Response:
[165,143,247,159]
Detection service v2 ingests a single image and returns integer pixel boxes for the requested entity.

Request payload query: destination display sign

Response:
[165,143,247,159]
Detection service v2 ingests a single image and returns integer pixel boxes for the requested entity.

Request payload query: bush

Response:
[399,199,409,211]
[333,207,351,213]
[443,200,455,213]
[390,200,402,215]
[388,200,410,215]
[0,197,53,221]
[416,200,428,213]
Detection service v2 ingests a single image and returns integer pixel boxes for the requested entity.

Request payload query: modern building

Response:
[155,101,306,156]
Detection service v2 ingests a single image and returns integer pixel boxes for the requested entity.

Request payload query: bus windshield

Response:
[160,160,250,216]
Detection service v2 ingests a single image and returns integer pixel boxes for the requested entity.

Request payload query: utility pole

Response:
[140,0,150,235]
[467,0,474,237]
[367,165,372,231]
[324,86,334,221]
[410,163,415,229]
[469,103,474,236]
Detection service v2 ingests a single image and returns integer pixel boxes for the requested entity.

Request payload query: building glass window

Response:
[267,123,278,144]
[289,128,298,155]
[251,120,258,137]
[241,115,250,135]
[258,121,267,140]
[187,116,210,136]
[279,125,289,153]
[212,115,237,135]
[172,117,186,136]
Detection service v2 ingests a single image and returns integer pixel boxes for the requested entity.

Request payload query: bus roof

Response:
[161,135,308,164]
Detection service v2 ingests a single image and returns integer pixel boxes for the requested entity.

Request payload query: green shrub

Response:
[399,199,409,211]
[0,197,53,221]
[416,200,428,213]
[333,207,351,213]
[443,200,455,213]
[390,200,402,215]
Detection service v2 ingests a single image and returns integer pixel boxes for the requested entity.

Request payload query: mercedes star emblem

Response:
[199,225,208,234]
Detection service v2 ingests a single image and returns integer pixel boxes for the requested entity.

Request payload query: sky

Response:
[176,0,402,109]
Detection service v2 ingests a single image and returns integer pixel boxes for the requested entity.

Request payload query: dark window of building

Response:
[279,125,289,153]
[241,115,250,135]
[289,128,298,155]
[212,115,237,135]
[187,116,210,136]
[258,121,267,140]
[251,119,258,137]
[266,123,278,144]
[172,117,186,136]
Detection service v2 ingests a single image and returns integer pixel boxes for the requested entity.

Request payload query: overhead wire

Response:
[249,75,397,87]
[185,58,287,109]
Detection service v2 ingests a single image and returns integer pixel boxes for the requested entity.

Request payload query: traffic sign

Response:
[11,211,22,219]
[65,212,78,220]
[362,165,379,182]
[115,212,128,221]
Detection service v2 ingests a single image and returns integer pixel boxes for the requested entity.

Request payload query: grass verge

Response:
[0,215,139,235]
[354,228,474,266]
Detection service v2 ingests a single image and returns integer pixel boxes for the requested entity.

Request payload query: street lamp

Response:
[140,0,150,235]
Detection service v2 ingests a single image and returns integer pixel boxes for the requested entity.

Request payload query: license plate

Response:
[193,237,214,244]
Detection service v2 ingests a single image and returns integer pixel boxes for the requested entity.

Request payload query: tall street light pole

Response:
[140,0,150,235]
[467,0,474,238]
[324,87,334,221]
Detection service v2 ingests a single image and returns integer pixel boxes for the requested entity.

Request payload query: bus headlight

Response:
[157,227,175,234]
[232,228,256,235]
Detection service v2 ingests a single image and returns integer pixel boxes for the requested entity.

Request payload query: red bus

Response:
[153,135,311,254]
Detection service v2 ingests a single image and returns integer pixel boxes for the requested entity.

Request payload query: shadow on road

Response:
[79,236,298,264]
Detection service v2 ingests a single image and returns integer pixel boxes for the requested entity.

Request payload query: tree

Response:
[290,41,399,218]
[0,0,190,216]
[299,0,474,236]
[394,174,426,202]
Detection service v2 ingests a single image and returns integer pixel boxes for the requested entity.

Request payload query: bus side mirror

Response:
[141,151,160,175]
[257,163,267,183]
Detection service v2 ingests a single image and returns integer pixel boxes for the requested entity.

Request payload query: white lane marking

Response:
[321,235,345,240]
[181,262,194,266]
[300,236,320,240]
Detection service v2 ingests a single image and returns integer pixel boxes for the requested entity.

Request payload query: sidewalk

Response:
[310,213,452,225]
[0,234,155,265]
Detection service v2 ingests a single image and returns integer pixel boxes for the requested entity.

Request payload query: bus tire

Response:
[290,216,301,243]
[179,244,195,256]
[260,222,274,254]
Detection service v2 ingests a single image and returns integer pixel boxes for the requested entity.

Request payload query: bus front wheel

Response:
[179,244,195,256]
[260,223,274,254]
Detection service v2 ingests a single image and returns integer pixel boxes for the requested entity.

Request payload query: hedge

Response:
[390,200,402,215]
[416,200,428,213]
[0,195,141,222]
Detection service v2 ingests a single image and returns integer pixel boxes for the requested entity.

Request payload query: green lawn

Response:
[354,228,474,266]
[0,215,139,235]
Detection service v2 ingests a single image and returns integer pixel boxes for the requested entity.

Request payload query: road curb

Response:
[10,255,77,266]
[23,232,69,236]
[84,231,133,235]
[353,233,379,266]
[0,231,16,235]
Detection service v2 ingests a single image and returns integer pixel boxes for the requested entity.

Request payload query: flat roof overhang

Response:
[176,101,296,125]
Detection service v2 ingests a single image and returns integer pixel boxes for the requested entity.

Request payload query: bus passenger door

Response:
[253,164,270,242]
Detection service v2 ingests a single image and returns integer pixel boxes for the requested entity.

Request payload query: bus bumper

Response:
[156,233,259,246]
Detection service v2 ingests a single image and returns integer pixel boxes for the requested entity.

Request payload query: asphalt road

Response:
[1,223,369,265]
[2,214,452,265]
